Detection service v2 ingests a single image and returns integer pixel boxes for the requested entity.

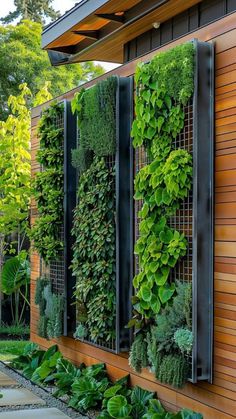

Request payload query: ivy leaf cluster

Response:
[129,42,195,387]
[31,102,64,263]
[71,157,116,342]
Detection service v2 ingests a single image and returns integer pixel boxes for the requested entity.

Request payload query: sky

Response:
[0,0,118,72]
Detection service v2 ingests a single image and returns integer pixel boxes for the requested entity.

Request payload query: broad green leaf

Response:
[107,395,132,418]
[140,285,152,302]
[158,283,176,304]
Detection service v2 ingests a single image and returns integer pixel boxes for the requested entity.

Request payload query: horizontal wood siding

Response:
[31,12,236,419]
[124,0,236,63]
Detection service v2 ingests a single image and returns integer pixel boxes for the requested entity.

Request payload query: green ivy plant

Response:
[129,42,195,388]
[31,102,64,263]
[71,157,116,342]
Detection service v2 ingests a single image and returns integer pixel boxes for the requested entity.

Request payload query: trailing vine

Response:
[31,102,64,263]
[129,43,195,387]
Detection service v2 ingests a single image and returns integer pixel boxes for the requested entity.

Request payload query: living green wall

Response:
[129,42,195,388]
[71,77,117,343]
[31,102,64,264]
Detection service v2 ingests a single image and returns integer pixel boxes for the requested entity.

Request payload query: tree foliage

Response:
[0,83,51,237]
[1,0,60,24]
[0,20,104,120]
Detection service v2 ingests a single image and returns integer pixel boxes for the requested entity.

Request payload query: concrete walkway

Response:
[0,368,87,419]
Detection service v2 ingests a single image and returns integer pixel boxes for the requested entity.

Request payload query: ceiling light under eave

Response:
[153,21,160,29]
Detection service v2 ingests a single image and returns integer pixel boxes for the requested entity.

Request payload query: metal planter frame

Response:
[191,39,214,383]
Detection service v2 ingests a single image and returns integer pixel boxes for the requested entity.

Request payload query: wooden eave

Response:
[42,0,203,65]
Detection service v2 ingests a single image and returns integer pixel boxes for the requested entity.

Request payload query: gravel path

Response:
[0,361,91,419]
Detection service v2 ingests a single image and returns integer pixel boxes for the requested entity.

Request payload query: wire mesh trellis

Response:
[133,100,194,374]
[40,106,65,298]
[79,153,117,353]
[134,41,214,384]
[134,100,193,281]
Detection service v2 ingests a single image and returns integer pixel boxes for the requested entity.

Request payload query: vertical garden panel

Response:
[72,76,133,353]
[38,99,77,337]
[132,40,214,385]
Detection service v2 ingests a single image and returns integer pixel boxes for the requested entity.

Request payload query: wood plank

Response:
[215,170,236,187]
[216,132,236,143]
[215,203,236,219]
[215,155,236,171]
[216,71,236,88]
[216,47,236,70]
[215,191,236,203]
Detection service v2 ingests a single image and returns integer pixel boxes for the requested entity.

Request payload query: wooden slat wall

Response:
[31,12,236,419]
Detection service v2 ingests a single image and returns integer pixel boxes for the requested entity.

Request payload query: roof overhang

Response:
[42,0,202,65]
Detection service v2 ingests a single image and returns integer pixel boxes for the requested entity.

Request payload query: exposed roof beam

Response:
[42,0,109,49]
[95,13,124,24]
[68,0,170,65]
[73,30,99,40]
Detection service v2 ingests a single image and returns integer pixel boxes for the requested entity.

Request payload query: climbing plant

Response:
[31,102,64,264]
[129,42,195,388]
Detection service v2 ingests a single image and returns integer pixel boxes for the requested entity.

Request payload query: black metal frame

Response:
[191,39,214,383]
[115,77,134,352]
[63,100,77,336]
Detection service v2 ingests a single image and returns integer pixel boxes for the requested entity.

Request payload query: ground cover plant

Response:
[71,77,117,343]
[0,323,30,338]
[129,42,195,388]
[0,340,29,362]
[11,344,203,418]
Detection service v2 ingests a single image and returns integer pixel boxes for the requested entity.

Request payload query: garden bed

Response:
[2,342,202,419]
